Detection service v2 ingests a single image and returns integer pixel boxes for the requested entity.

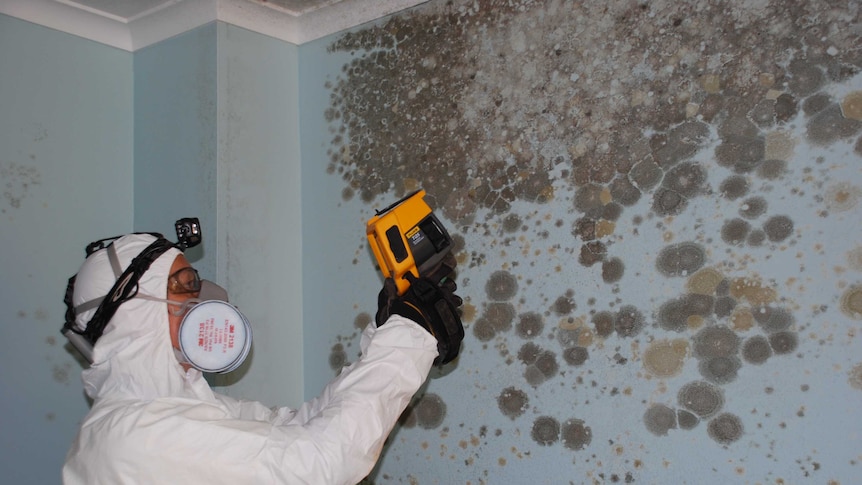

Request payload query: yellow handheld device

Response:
[367,189,453,295]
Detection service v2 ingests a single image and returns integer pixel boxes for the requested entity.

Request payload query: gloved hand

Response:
[376,255,464,365]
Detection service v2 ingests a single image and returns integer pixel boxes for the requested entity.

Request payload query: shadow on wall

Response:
[321,0,862,482]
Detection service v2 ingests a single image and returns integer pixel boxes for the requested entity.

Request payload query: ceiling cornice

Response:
[0,0,427,51]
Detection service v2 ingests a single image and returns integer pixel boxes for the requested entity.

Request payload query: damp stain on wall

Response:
[322,0,862,482]
[1,161,42,212]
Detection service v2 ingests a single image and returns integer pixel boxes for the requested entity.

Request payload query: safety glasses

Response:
[167,267,201,295]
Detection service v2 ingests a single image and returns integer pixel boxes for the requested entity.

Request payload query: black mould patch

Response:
[562,346,589,366]
[561,418,592,450]
[614,305,646,338]
[592,311,615,338]
[643,404,677,436]
[741,335,772,364]
[707,413,744,445]
[678,381,724,419]
[486,270,518,301]
[656,242,707,277]
[693,325,741,359]
[516,312,545,340]
[328,344,348,370]
[497,387,529,420]
[763,215,794,242]
[413,393,446,429]
[531,416,560,446]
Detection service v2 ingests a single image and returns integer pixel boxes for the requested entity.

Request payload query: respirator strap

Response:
[63,237,176,346]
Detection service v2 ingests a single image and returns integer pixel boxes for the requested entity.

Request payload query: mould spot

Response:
[518,342,542,365]
[756,159,787,179]
[741,335,772,364]
[715,134,765,173]
[721,218,751,246]
[840,285,862,320]
[713,296,737,318]
[643,404,677,436]
[497,387,529,420]
[753,305,794,333]
[579,241,608,267]
[656,242,707,277]
[698,356,742,384]
[574,217,597,241]
[643,338,689,377]
[575,183,607,215]
[561,418,592,450]
[739,196,768,219]
[825,182,862,212]
[354,312,372,330]
[562,346,589,366]
[687,267,724,295]
[847,247,862,272]
[678,380,725,419]
[763,215,794,242]
[614,305,645,337]
[662,161,706,198]
[707,413,744,445]
[719,175,749,200]
[414,393,446,429]
[768,331,799,354]
[693,325,740,359]
[602,257,625,284]
[531,416,560,446]
[787,59,825,96]
[482,302,517,333]
[552,291,577,315]
[516,312,545,340]
[502,213,522,233]
[329,344,348,370]
[677,409,699,430]
[592,311,615,338]
[842,91,862,120]
[652,187,687,216]
[730,277,777,305]
[849,363,862,391]
[609,176,642,206]
[807,104,862,145]
[629,159,662,190]
[746,229,767,247]
[532,350,559,380]
[473,317,497,342]
[653,120,710,167]
[486,270,519,301]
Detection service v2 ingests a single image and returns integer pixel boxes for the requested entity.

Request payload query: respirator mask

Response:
[62,218,252,374]
[137,266,252,374]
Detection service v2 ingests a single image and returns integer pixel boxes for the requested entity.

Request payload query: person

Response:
[61,229,463,484]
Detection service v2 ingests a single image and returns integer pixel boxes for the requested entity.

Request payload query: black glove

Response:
[376,263,464,366]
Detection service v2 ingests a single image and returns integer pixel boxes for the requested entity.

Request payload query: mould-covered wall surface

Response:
[302,0,862,483]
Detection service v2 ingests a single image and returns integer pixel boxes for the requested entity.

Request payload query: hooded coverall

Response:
[62,234,438,484]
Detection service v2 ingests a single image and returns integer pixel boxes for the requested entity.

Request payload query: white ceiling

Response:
[0,0,427,51]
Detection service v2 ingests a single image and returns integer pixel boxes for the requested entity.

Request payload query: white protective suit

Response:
[63,234,438,484]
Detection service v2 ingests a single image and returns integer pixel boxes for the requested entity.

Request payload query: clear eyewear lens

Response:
[168,267,201,294]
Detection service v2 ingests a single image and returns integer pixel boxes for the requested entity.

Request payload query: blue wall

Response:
[134,23,218,280]
[0,15,133,484]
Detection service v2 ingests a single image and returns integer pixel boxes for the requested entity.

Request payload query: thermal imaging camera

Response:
[366,190,453,295]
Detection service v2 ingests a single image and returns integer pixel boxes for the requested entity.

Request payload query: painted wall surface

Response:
[212,23,305,406]
[301,1,862,483]
[134,23,218,279]
[133,22,305,406]
[0,14,133,484]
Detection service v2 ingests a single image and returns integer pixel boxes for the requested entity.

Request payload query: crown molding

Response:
[0,0,427,51]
